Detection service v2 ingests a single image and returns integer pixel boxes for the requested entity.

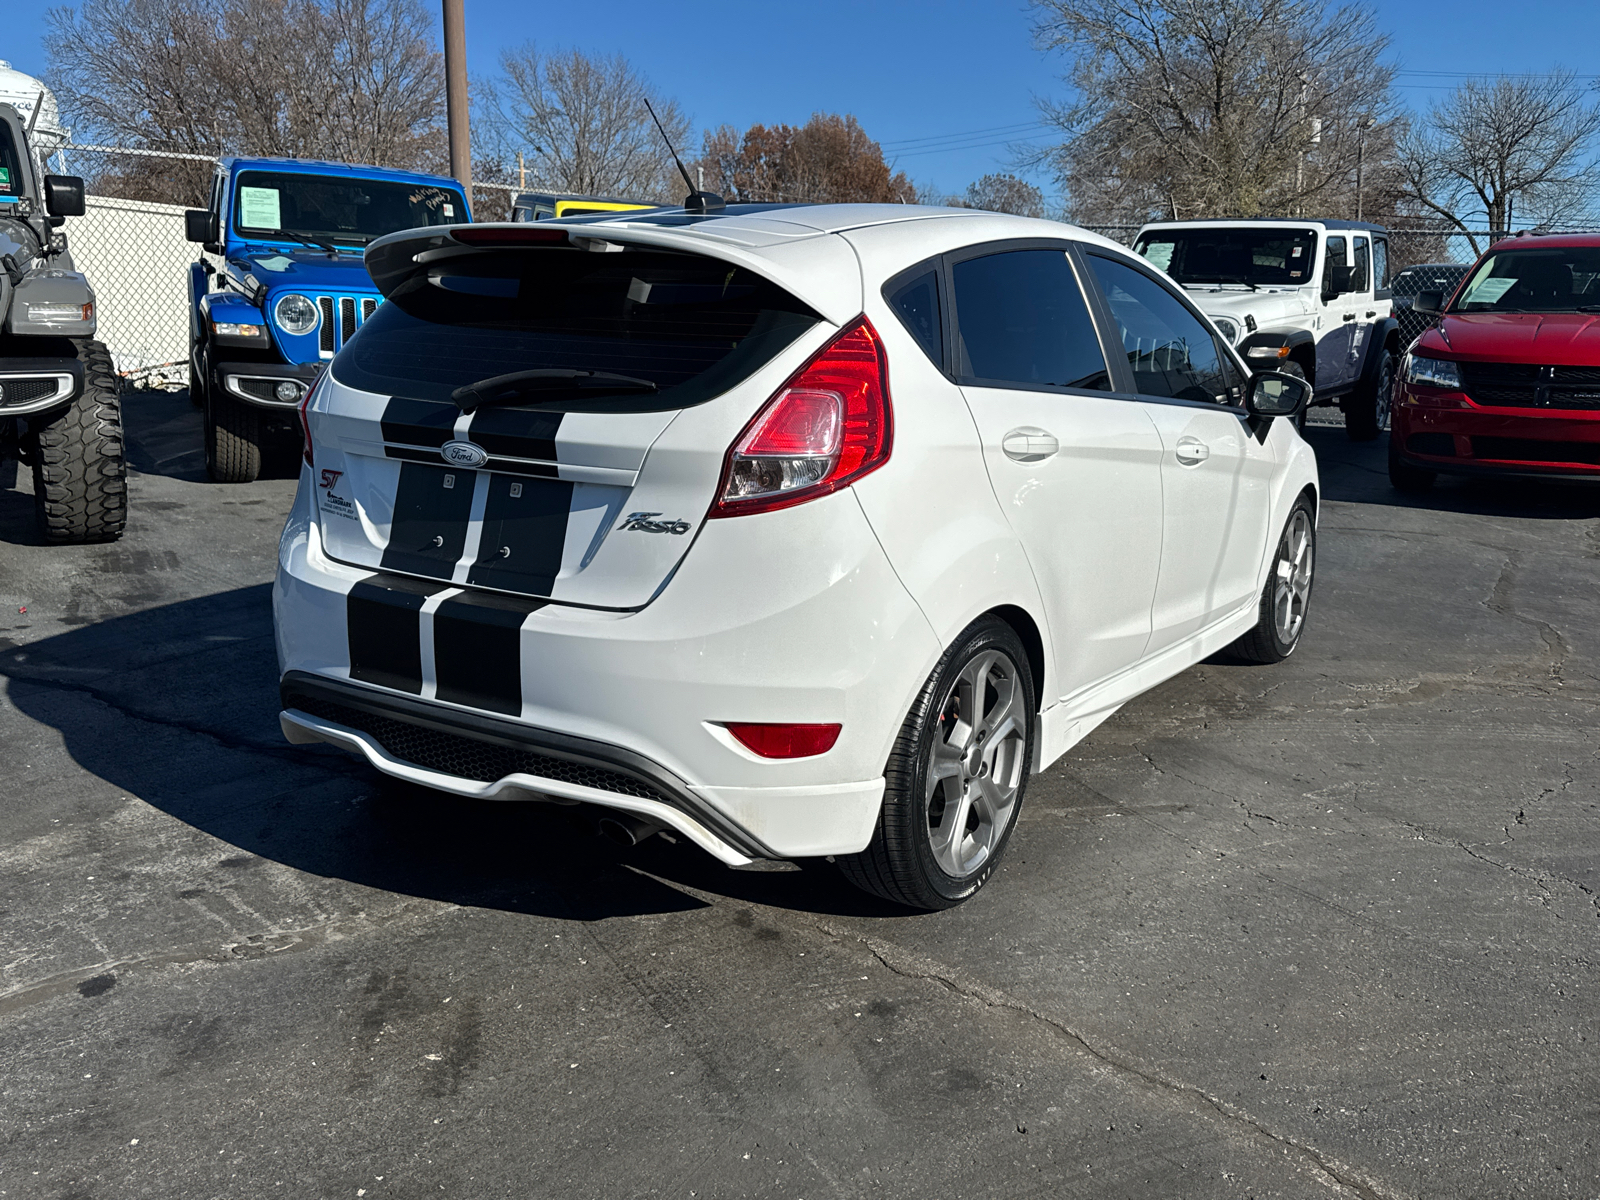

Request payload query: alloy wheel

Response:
[1375,355,1395,431]
[924,649,1027,878]
[1273,508,1315,645]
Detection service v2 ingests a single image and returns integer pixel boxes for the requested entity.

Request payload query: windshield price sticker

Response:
[238,186,282,230]
[1465,277,1517,305]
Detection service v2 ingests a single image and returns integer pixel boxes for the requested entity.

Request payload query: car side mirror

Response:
[1322,264,1354,299]
[43,175,86,218]
[185,209,220,245]
[1412,290,1444,316]
[1247,370,1312,419]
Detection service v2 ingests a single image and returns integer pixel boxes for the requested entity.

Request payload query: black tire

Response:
[839,616,1036,910]
[30,339,127,544]
[205,382,263,483]
[1280,360,1310,432]
[1388,437,1436,494]
[1228,496,1315,664]
[1341,346,1394,442]
[189,339,208,409]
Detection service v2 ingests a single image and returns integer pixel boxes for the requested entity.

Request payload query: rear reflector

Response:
[452,227,570,245]
[725,722,842,759]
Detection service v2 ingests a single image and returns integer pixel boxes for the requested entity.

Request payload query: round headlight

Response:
[1211,315,1240,345]
[274,293,319,336]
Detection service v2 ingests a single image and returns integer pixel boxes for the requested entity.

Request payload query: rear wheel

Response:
[839,617,1035,910]
[1228,498,1315,664]
[205,381,263,483]
[1388,437,1436,494]
[1342,346,1394,442]
[30,338,127,544]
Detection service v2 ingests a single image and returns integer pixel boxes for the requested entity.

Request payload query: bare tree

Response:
[44,0,446,204]
[695,114,916,204]
[948,173,1045,217]
[1027,0,1400,225]
[483,46,688,202]
[1399,72,1600,252]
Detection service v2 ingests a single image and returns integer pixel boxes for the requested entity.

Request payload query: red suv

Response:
[1389,232,1600,491]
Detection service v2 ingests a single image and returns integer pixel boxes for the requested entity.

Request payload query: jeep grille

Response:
[315,294,381,358]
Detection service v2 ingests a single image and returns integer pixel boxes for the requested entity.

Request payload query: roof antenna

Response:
[643,98,724,215]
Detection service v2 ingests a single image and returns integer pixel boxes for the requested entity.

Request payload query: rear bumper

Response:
[1393,387,1600,479]
[218,360,321,408]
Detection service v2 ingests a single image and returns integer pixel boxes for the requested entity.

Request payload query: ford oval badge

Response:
[440,440,488,468]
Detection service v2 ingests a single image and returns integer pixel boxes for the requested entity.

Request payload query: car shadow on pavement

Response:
[1,584,905,922]
[1306,423,1600,519]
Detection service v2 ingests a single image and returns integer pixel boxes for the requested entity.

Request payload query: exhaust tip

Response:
[597,813,660,848]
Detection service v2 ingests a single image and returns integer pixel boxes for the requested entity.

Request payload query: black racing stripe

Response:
[347,573,450,694]
[466,474,572,596]
[483,457,560,478]
[380,462,477,579]
[380,396,457,449]
[432,590,548,715]
[468,405,563,461]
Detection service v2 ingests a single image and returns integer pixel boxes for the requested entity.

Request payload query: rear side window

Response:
[885,269,944,366]
[1372,238,1389,292]
[334,249,821,406]
[1086,254,1237,404]
[950,249,1110,391]
[1353,237,1371,292]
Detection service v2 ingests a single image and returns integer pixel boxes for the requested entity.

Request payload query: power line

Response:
[880,121,1046,150]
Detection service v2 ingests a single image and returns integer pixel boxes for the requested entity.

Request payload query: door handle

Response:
[1365,310,1377,318]
[1342,313,1357,322]
[1174,436,1210,465]
[1002,427,1058,463]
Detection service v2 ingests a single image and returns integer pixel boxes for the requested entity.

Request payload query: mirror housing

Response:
[43,175,86,218]
[1412,289,1444,316]
[1247,370,1312,419]
[1322,264,1355,299]
[185,209,220,245]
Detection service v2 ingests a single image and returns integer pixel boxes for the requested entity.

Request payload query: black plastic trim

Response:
[279,669,778,859]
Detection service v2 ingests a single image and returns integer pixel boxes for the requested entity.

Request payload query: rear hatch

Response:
[307,225,847,608]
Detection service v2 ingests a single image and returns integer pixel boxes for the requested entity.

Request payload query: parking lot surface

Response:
[2,392,1597,1199]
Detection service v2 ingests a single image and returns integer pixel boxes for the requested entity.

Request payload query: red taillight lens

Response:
[710,315,891,517]
[299,368,327,467]
[725,722,842,758]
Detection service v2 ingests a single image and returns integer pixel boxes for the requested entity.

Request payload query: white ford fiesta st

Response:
[273,203,1318,909]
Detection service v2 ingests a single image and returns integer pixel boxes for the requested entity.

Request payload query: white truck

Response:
[1133,219,1401,440]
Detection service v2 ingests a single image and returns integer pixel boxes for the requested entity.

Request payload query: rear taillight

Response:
[299,368,327,467]
[725,722,842,758]
[710,316,891,517]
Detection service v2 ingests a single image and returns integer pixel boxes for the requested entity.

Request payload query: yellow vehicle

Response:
[509,192,657,221]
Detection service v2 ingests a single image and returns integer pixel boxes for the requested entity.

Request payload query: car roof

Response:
[221,156,464,189]
[1139,217,1389,234]
[1478,231,1600,250]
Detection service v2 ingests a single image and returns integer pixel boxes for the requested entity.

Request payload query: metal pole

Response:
[1356,127,1364,222]
[443,0,472,212]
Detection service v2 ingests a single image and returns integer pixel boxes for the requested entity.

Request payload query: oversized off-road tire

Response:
[1228,496,1316,664]
[205,385,262,483]
[1388,437,1436,494]
[839,616,1036,911]
[1341,346,1395,442]
[30,339,127,544]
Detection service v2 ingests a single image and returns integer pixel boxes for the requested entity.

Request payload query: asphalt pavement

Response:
[2,391,1597,1200]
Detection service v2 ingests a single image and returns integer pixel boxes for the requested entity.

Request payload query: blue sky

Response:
[5,0,1599,200]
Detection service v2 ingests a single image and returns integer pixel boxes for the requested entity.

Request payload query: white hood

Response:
[1181,285,1316,333]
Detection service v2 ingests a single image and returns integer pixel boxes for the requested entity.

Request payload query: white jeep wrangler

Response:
[1133,219,1400,440]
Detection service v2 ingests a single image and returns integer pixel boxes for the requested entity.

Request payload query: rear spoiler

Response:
[364,221,862,326]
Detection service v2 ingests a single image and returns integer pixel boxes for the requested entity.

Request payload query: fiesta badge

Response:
[440,440,489,468]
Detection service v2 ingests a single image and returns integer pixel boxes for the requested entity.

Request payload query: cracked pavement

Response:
[1,393,1597,1199]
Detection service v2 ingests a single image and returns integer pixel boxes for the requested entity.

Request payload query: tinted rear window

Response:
[887,269,944,366]
[950,249,1110,391]
[333,249,821,406]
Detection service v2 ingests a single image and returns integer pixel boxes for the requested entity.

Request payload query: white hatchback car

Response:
[273,204,1318,910]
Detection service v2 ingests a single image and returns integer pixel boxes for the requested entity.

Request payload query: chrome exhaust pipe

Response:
[596,811,662,847]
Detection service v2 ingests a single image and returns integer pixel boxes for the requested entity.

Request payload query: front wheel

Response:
[31,339,127,543]
[1342,347,1394,442]
[1228,497,1316,664]
[204,386,263,483]
[839,617,1036,910]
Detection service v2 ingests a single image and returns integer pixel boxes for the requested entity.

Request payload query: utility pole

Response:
[443,0,472,212]
[1355,115,1375,221]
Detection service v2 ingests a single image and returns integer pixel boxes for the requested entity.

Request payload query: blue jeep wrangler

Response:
[185,157,470,481]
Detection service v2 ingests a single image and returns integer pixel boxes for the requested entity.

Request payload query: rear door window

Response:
[1085,254,1239,404]
[333,249,821,406]
[1353,237,1371,293]
[949,248,1111,391]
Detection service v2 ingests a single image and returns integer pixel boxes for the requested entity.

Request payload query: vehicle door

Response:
[1082,252,1279,652]
[948,242,1166,704]
[1317,235,1358,390]
[1345,234,1381,375]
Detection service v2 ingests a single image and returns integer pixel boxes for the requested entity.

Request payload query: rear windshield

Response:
[1451,246,1600,313]
[333,249,821,407]
[1136,228,1318,287]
